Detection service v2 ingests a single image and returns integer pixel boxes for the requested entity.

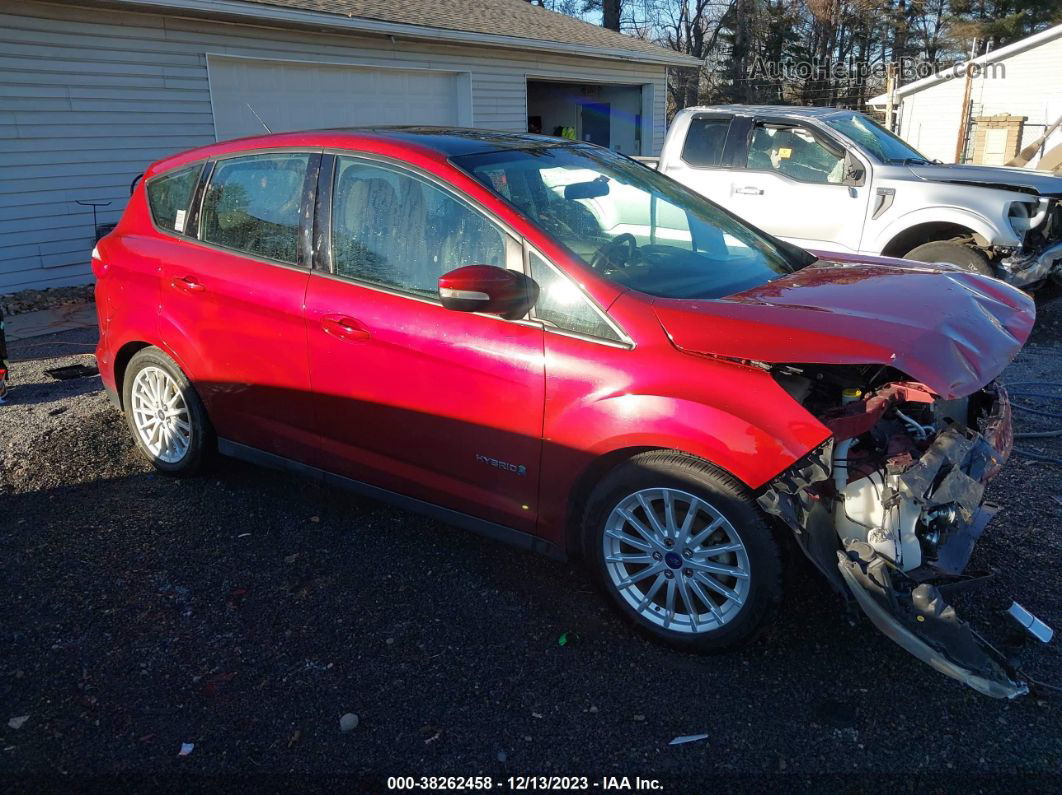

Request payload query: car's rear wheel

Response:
[583,452,782,651]
[122,347,211,475]
[904,239,994,276]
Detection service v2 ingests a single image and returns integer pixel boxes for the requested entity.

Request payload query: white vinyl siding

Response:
[0,0,669,292]
[896,31,1062,165]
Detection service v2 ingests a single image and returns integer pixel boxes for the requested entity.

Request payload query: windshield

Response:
[452,145,810,300]
[823,112,930,164]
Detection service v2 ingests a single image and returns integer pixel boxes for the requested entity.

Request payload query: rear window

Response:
[681,117,731,167]
[146,165,200,233]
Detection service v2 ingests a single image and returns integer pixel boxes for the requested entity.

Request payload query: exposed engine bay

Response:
[759,363,1035,699]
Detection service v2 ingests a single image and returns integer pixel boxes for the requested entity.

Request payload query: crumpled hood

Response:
[652,260,1035,399]
[906,163,1062,198]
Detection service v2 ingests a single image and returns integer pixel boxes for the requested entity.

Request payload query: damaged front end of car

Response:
[758,366,1032,699]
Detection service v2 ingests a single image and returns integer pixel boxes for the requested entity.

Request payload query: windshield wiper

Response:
[890,157,930,165]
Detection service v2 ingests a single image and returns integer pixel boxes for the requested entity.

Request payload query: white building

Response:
[0,0,696,292]
[869,24,1062,168]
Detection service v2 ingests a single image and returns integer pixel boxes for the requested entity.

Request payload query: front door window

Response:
[331,157,507,298]
[747,124,846,184]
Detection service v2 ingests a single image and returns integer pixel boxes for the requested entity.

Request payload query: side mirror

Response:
[844,153,866,186]
[438,265,538,319]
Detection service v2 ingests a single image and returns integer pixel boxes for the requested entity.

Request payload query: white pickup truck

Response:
[649,105,1062,287]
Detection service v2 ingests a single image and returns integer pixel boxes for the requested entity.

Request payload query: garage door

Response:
[208,56,465,141]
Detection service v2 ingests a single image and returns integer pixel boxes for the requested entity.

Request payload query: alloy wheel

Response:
[602,487,751,633]
[130,365,192,464]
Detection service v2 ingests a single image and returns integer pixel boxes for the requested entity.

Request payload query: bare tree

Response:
[546,0,1034,111]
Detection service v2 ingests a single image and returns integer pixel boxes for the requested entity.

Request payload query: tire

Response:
[582,451,782,652]
[904,239,994,276]
[122,347,212,476]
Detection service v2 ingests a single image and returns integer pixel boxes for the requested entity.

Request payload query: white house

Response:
[869,24,1062,168]
[0,0,697,293]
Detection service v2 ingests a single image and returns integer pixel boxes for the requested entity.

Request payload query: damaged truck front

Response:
[654,259,1041,698]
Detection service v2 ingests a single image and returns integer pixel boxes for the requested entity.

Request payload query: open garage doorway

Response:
[527,80,649,155]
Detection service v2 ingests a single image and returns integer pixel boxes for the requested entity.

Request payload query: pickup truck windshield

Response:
[823,112,930,164]
[453,145,809,299]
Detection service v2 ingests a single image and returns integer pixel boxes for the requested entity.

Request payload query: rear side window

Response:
[199,153,311,265]
[681,117,731,167]
[146,165,199,233]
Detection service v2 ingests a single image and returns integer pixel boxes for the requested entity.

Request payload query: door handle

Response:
[321,314,370,341]
[171,275,205,293]
[733,186,765,196]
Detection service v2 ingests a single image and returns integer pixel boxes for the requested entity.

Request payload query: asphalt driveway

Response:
[1,300,1060,790]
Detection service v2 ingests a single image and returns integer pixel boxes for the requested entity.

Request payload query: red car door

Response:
[304,155,545,532]
[157,151,320,462]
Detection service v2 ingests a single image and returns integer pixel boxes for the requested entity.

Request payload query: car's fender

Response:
[103,328,196,400]
[573,392,827,484]
[867,199,1020,255]
[534,334,831,546]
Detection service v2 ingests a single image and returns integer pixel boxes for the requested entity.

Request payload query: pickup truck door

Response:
[658,112,743,207]
[723,118,872,253]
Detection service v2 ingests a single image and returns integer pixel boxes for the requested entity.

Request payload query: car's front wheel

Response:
[904,239,994,276]
[122,347,212,475]
[583,452,782,652]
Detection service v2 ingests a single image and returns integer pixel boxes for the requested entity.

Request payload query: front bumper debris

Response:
[832,384,1030,697]
[756,439,844,592]
[1008,602,1055,644]
[838,541,1028,699]
[758,382,1042,698]
[1000,240,1062,287]
[894,388,1009,575]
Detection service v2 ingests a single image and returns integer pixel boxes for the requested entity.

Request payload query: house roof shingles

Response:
[233,0,698,64]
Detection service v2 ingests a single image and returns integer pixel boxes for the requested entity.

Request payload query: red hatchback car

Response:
[95,128,1036,697]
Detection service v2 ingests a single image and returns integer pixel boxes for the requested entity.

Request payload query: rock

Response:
[7,715,29,730]
[340,712,359,732]
[496,750,507,763]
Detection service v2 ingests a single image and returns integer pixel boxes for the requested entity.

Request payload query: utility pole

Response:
[953,39,978,163]
[884,62,897,132]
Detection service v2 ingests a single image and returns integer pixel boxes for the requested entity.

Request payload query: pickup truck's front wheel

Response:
[904,239,994,276]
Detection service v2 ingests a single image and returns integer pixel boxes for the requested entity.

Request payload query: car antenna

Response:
[246,103,272,134]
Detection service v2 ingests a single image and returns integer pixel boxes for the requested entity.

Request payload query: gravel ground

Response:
[1,299,1060,791]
